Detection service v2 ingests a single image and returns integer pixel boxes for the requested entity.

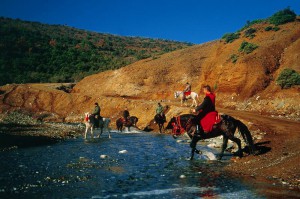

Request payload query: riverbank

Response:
[0,111,83,151]
[1,109,299,197]
[219,108,300,197]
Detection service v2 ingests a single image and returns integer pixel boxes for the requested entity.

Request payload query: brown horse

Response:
[166,114,256,160]
[116,116,139,132]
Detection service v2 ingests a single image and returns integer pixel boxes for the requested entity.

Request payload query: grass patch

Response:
[222,32,240,43]
[239,41,258,54]
[230,54,239,63]
[244,28,256,39]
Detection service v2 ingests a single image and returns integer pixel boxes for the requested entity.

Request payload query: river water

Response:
[0,129,264,198]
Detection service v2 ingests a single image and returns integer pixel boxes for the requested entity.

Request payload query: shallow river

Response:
[0,129,264,198]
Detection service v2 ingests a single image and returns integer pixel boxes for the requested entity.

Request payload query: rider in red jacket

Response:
[192,85,216,132]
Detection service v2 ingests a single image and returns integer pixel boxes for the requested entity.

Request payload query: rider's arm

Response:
[195,97,209,112]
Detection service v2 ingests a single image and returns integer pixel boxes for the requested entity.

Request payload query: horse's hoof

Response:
[195,150,202,155]
[216,155,223,160]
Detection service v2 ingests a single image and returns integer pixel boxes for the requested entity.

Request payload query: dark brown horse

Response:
[116,116,139,132]
[154,114,166,133]
[166,114,256,160]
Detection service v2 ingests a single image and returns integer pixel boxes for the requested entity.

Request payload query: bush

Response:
[222,33,240,43]
[230,54,239,63]
[239,19,265,31]
[269,7,297,26]
[273,26,280,31]
[265,26,281,32]
[265,26,273,31]
[239,41,258,54]
[276,68,300,89]
[244,28,256,39]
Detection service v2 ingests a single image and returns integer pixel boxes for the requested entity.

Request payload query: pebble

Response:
[179,175,186,179]
[119,150,128,154]
[100,155,108,159]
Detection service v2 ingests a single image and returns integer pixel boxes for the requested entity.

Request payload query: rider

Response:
[182,82,191,100]
[192,85,216,133]
[156,102,166,122]
[92,102,101,128]
[123,107,130,122]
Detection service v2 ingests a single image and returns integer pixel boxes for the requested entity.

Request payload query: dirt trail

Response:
[217,108,300,196]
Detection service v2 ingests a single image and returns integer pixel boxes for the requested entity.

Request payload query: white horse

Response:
[84,113,111,139]
[174,91,198,107]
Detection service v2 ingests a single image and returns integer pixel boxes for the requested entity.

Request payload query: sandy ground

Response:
[218,108,300,197]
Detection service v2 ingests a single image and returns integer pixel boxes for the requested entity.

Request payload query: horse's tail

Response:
[235,119,256,154]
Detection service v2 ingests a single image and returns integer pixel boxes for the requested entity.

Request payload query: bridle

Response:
[171,116,186,136]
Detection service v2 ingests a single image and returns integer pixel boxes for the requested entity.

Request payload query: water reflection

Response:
[0,130,262,198]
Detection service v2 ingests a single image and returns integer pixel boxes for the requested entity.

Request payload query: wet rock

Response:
[119,150,128,154]
[201,151,217,160]
[100,155,108,159]
[79,157,89,162]
[179,175,186,179]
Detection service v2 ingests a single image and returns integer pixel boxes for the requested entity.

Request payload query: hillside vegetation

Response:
[0,8,300,124]
[0,17,192,85]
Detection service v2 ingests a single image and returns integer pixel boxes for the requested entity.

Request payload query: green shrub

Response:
[273,26,280,31]
[239,41,258,54]
[244,28,256,39]
[230,54,239,63]
[276,68,300,89]
[265,26,281,32]
[269,7,297,26]
[265,26,273,31]
[222,32,240,43]
[239,19,265,31]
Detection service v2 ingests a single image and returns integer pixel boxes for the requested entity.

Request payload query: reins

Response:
[172,116,186,136]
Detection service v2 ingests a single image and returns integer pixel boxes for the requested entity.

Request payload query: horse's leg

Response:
[108,126,111,139]
[190,136,201,160]
[91,126,94,139]
[99,127,103,138]
[159,124,163,133]
[229,136,242,157]
[192,97,197,107]
[84,125,88,139]
[218,136,228,160]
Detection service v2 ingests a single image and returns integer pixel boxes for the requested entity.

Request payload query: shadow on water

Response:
[0,130,264,198]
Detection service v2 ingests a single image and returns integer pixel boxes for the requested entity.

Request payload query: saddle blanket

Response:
[184,91,191,96]
[200,111,221,133]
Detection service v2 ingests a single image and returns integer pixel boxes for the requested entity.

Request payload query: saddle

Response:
[184,91,191,97]
[200,111,221,133]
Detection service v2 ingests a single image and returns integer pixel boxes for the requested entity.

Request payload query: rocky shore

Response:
[0,111,84,151]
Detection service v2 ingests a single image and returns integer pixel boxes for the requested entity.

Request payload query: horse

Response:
[116,116,139,132]
[154,114,166,133]
[174,91,198,107]
[84,113,111,139]
[166,114,256,160]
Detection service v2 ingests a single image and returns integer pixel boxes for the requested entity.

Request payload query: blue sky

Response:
[0,0,299,44]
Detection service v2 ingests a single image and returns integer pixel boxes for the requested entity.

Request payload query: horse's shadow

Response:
[243,141,271,156]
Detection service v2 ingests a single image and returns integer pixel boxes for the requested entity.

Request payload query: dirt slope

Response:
[0,19,300,125]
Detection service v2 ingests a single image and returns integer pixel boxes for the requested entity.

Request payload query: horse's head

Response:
[166,117,176,129]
